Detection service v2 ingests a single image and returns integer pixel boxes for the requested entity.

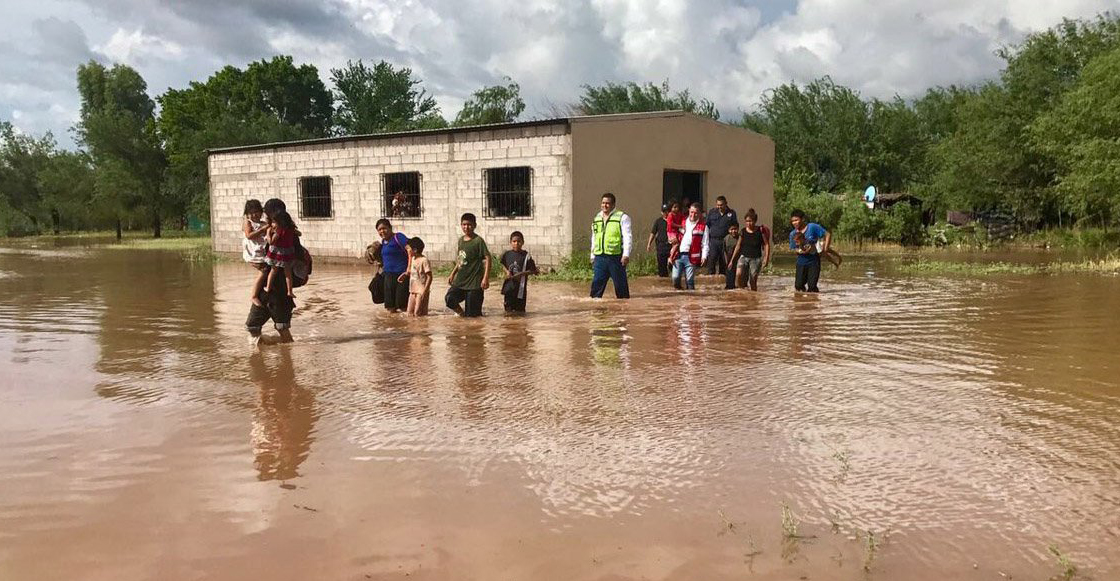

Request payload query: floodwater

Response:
[1,241,1118,581]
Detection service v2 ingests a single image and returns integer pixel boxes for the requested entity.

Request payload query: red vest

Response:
[685,221,706,265]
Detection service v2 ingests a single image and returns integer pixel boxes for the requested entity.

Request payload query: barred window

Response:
[382,172,422,218]
[483,167,532,218]
[299,176,332,219]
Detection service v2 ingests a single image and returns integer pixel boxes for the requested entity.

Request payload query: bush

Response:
[0,199,41,237]
[880,203,923,245]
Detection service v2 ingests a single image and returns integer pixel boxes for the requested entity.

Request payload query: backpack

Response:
[291,240,312,288]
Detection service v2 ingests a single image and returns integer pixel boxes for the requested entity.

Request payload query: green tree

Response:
[453,78,525,126]
[576,81,719,120]
[77,61,166,238]
[331,60,445,134]
[157,56,333,219]
[0,122,55,235]
[38,150,100,233]
[1033,45,1120,227]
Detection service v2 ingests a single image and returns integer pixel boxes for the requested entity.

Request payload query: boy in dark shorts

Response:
[445,213,491,317]
[500,231,539,313]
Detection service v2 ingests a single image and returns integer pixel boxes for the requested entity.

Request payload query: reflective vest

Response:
[592,210,624,256]
[685,220,707,265]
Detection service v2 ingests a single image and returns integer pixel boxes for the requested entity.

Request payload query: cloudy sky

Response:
[2,0,1117,147]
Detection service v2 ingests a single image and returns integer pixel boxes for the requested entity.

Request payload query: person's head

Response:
[375,218,393,240]
[670,201,680,214]
[460,213,477,236]
[272,210,295,230]
[601,192,616,214]
[744,212,757,230]
[681,196,692,209]
[715,196,727,212]
[728,222,739,237]
[510,231,524,251]
[244,199,263,220]
[661,203,670,217]
[406,236,425,257]
[688,202,702,222]
[263,198,286,220]
[790,209,806,230]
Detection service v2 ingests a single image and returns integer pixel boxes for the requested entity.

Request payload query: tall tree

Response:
[1033,45,1120,227]
[453,78,525,126]
[38,149,99,233]
[77,61,166,238]
[158,56,333,219]
[577,81,719,120]
[0,122,55,235]
[331,60,445,134]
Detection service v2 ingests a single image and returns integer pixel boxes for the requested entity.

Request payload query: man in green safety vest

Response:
[589,192,633,299]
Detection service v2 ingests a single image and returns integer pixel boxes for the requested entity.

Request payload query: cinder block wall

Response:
[209,123,573,266]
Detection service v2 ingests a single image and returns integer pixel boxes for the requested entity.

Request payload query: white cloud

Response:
[3,0,1119,148]
[97,27,185,64]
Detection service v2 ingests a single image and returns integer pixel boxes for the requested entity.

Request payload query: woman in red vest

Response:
[671,203,709,290]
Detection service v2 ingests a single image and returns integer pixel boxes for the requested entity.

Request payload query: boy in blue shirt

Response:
[788,209,830,292]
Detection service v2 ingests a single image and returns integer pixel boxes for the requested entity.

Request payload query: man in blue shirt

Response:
[788,209,830,292]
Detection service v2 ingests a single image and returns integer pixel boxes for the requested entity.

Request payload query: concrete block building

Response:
[208,111,773,266]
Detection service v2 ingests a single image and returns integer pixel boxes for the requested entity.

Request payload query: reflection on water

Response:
[1,244,1119,580]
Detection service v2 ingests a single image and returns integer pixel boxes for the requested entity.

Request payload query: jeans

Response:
[794,258,821,292]
[590,255,630,298]
[246,284,295,335]
[724,253,737,289]
[445,286,485,316]
[671,255,696,289]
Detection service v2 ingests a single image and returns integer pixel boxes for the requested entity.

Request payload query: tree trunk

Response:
[152,211,161,239]
[51,209,61,235]
[115,218,122,241]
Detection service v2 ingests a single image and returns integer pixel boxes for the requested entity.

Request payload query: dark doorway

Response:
[663,170,705,210]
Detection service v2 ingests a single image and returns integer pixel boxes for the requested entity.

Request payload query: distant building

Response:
[207,111,774,266]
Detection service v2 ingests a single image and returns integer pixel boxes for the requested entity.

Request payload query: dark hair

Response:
[407,237,425,253]
[375,218,392,230]
[690,202,702,211]
[243,199,263,216]
[602,192,616,204]
[745,208,758,221]
[716,195,727,203]
[790,209,806,219]
[263,198,286,218]
[460,213,477,225]
[510,231,524,241]
[272,210,295,230]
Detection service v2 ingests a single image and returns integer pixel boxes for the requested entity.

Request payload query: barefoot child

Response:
[401,237,432,316]
[264,210,298,298]
[665,201,684,265]
[242,200,270,306]
[445,213,490,317]
[500,231,539,313]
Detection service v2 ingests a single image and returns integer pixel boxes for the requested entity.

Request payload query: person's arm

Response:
[763,235,772,267]
[590,221,596,263]
[621,213,632,266]
[731,235,743,265]
[422,263,433,296]
[481,250,491,290]
[646,231,655,252]
[398,252,412,283]
[502,256,513,280]
[700,226,710,265]
[822,229,832,254]
[447,255,460,286]
[243,218,267,239]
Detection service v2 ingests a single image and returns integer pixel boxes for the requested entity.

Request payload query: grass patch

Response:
[899,254,1120,276]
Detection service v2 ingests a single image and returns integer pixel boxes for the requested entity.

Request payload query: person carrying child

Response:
[242,199,270,307]
[401,237,432,316]
[445,213,491,317]
[500,231,539,313]
[263,210,298,299]
[789,209,837,293]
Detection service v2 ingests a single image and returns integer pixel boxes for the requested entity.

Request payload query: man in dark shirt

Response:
[645,203,672,277]
[705,196,738,275]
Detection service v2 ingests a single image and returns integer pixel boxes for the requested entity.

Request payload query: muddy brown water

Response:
[1,242,1118,580]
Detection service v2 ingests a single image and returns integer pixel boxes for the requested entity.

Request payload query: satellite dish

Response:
[864,185,877,202]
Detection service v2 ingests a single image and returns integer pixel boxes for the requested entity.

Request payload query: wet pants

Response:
[445,286,484,316]
[590,255,630,299]
[794,258,821,292]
